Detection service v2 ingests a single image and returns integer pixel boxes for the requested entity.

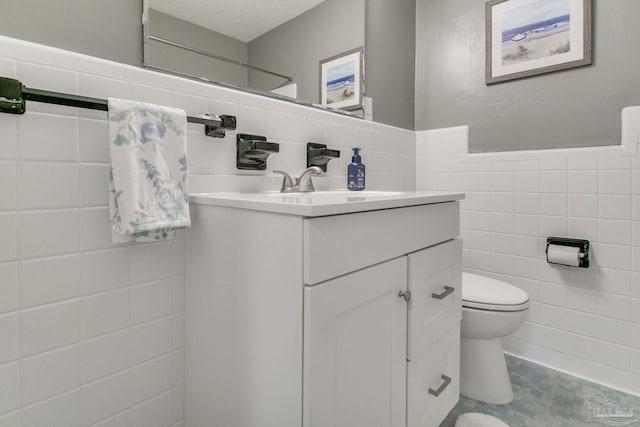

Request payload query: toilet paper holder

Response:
[546,237,590,268]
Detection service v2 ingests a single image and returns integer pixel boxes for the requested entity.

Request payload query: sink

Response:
[190,190,465,217]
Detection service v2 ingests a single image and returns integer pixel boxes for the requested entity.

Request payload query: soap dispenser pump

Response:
[347,147,366,191]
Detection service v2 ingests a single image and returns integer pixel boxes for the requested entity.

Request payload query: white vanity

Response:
[185,190,464,427]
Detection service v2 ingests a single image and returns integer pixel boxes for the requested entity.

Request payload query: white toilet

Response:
[460,272,530,405]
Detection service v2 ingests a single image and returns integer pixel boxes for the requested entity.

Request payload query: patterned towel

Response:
[107,98,190,242]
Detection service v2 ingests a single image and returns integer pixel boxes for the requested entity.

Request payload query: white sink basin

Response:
[190,190,464,217]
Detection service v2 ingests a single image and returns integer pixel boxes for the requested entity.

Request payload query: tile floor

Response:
[441,354,640,426]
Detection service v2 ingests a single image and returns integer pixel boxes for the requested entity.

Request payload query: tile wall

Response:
[416,122,640,396]
[0,36,415,427]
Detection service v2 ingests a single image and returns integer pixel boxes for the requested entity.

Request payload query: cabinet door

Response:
[407,238,462,360]
[303,257,407,427]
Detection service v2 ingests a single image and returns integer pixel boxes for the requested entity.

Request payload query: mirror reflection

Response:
[143,0,365,112]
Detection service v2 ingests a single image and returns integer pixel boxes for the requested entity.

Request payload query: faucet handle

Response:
[273,170,295,192]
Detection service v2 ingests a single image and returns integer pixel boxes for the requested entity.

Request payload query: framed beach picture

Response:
[485,0,592,84]
[319,47,363,110]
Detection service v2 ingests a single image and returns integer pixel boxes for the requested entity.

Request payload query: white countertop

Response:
[189,190,465,217]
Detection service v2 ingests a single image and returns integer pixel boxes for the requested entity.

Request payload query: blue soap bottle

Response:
[347,147,365,191]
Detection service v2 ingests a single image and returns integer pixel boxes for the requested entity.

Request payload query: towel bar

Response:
[0,76,236,138]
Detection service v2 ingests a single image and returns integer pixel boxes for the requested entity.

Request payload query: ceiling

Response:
[149,0,327,42]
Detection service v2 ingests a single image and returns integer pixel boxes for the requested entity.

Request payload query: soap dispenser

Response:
[347,147,365,191]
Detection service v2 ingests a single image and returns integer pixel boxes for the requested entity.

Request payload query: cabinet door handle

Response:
[428,374,452,397]
[431,286,454,300]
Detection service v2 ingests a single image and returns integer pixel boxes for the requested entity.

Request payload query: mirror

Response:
[143,0,366,115]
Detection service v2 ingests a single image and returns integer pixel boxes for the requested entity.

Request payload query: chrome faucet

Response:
[274,166,323,193]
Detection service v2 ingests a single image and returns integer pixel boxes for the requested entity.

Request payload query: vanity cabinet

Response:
[186,196,462,427]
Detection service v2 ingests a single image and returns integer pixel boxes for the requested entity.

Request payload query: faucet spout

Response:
[295,166,323,192]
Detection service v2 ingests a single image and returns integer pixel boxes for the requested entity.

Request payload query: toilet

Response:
[460,272,530,405]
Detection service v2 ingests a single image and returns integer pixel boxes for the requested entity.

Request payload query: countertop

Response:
[189,190,465,217]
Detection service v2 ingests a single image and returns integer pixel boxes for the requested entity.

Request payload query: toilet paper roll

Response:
[547,244,581,267]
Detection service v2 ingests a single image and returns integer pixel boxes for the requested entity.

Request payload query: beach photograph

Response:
[500,0,571,66]
[325,60,356,105]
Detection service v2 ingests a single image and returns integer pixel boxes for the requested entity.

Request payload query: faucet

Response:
[274,166,323,193]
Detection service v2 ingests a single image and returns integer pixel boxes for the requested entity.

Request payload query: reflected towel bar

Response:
[0,76,236,138]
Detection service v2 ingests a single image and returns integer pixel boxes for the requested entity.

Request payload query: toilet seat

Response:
[462,272,529,312]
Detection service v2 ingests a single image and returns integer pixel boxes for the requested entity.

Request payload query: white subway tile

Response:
[634,196,640,221]
[513,236,541,258]
[20,389,81,427]
[19,254,81,308]
[491,193,514,213]
[21,345,81,405]
[0,313,18,364]
[130,243,172,285]
[20,299,80,357]
[599,220,632,245]
[539,158,567,171]
[0,58,16,78]
[172,313,184,351]
[0,163,16,211]
[540,171,567,193]
[514,171,539,193]
[18,62,78,97]
[566,287,597,313]
[491,160,514,171]
[514,214,539,237]
[598,316,630,346]
[568,170,598,194]
[79,207,119,251]
[632,323,640,349]
[598,268,631,296]
[80,370,131,427]
[79,164,109,207]
[131,279,172,325]
[513,256,539,280]
[265,110,307,143]
[632,349,640,375]
[565,333,597,362]
[131,355,172,405]
[540,194,567,217]
[19,210,79,259]
[130,83,173,106]
[172,277,185,314]
[80,329,131,384]
[632,298,640,324]
[491,233,514,254]
[567,218,598,244]
[600,157,632,171]
[534,303,566,329]
[599,195,632,220]
[173,385,184,425]
[0,362,20,415]
[80,248,130,296]
[0,213,17,262]
[538,281,567,307]
[130,317,172,366]
[566,309,597,337]
[492,212,514,234]
[597,244,632,271]
[79,118,109,163]
[466,172,491,192]
[237,105,265,135]
[491,171,514,192]
[130,391,173,427]
[599,170,632,195]
[596,340,629,371]
[91,410,131,427]
[172,349,184,387]
[18,113,78,161]
[18,162,78,209]
[0,115,18,160]
[514,193,539,215]
[0,263,17,314]
[80,289,130,339]
[79,74,129,102]
[598,292,631,321]
[539,215,567,237]
[568,194,598,218]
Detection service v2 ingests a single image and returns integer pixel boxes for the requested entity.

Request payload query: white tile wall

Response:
[0,35,415,425]
[417,122,640,396]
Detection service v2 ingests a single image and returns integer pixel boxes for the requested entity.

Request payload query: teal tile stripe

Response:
[441,355,640,427]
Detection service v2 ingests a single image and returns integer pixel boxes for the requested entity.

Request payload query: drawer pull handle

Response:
[432,286,455,300]
[428,374,452,397]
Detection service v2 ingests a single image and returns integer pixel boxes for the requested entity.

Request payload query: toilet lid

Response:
[462,272,529,309]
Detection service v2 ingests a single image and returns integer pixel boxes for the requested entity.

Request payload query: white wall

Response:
[0,36,415,426]
[416,118,640,396]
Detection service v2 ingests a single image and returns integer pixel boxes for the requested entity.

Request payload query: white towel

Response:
[107,98,190,242]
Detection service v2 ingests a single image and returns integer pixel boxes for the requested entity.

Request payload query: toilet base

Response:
[460,337,514,404]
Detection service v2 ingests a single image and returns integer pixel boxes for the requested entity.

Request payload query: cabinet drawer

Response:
[303,202,460,285]
[407,325,460,427]
[407,238,462,360]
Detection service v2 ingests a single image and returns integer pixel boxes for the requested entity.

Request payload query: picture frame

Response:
[485,0,591,84]
[319,47,364,110]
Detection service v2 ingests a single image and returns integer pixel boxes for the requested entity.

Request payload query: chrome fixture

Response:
[306,142,341,172]
[274,166,323,193]
[236,133,280,170]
